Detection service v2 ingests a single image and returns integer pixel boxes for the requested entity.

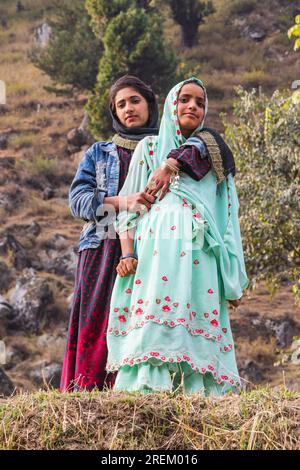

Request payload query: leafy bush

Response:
[223,88,300,302]
[30,0,102,92]
[288,15,300,51]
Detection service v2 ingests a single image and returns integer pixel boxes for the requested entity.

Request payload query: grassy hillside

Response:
[165,0,299,127]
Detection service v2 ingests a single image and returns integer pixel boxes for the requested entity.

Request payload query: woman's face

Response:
[114,87,149,128]
[177,83,206,138]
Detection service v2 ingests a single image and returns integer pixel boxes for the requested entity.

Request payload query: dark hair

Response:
[109,75,156,115]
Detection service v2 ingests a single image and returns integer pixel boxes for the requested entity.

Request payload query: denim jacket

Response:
[69,141,121,252]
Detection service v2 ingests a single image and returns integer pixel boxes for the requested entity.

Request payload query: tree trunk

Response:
[181,22,199,48]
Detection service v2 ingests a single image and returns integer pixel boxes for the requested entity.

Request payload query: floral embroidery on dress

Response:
[109,311,229,347]
[95,161,107,191]
[162,305,171,312]
[106,350,241,388]
[135,308,143,315]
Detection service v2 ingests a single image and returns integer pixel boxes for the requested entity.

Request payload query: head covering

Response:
[109,75,159,144]
[145,76,235,185]
[154,77,208,164]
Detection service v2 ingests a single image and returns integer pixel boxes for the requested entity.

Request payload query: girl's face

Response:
[177,83,206,138]
[114,87,149,128]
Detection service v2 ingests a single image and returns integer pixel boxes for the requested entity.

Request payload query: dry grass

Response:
[0,386,299,450]
[8,132,37,150]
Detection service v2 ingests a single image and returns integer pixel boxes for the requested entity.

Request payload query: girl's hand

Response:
[145,158,179,201]
[116,257,138,277]
[228,298,242,309]
[120,192,156,212]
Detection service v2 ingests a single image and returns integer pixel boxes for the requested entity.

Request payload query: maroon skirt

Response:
[60,238,122,392]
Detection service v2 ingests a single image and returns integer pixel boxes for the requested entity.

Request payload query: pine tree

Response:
[86,0,178,138]
[168,0,215,48]
[31,0,102,92]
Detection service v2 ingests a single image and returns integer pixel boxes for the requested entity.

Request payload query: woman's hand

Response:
[145,158,179,201]
[119,192,156,213]
[228,298,242,309]
[116,257,138,277]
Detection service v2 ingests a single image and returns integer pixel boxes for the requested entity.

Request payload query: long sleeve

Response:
[167,145,211,181]
[222,175,249,299]
[115,140,150,235]
[203,175,249,300]
[69,146,106,222]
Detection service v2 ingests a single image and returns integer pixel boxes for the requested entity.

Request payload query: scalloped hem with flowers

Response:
[107,313,242,395]
[113,361,236,396]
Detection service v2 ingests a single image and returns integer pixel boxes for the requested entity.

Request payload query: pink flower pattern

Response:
[109,179,238,390]
[107,350,240,389]
[162,305,171,312]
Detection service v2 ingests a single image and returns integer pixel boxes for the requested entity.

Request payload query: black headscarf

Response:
[109,75,159,141]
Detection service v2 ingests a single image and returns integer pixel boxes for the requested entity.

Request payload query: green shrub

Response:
[30,0,102,92]
[223,88,300,302]
[288,15,300,51]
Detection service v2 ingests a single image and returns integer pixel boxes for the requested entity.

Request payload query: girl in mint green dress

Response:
[106,78,249,395]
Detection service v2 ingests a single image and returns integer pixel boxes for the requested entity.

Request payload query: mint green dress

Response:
[106,78,249,396]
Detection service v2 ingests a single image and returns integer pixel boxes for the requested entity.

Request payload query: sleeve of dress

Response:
[167,144,211,181]
[203,175,249,300]
[69,146,106,222]
[222,175,249,299]
[115,139,150,235]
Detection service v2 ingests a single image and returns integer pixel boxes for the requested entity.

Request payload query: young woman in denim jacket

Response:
[60,75,160,392]
[60,75,217,392]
